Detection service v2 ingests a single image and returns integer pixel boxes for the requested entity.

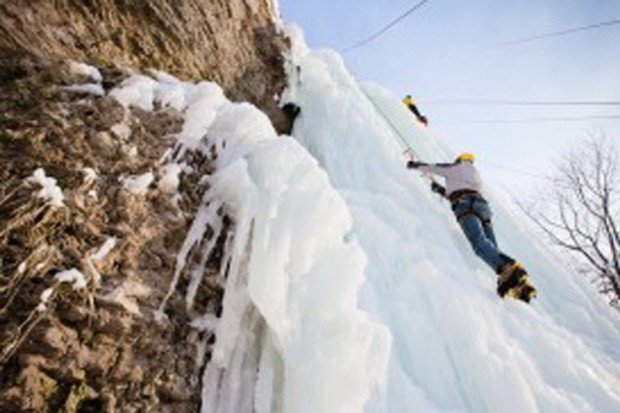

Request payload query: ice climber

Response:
[402,95,428,126]
[407,153,537,302]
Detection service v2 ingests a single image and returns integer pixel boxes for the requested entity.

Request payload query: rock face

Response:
[0,1,288,411]
[0,64,227,413]
[0,0,290,132]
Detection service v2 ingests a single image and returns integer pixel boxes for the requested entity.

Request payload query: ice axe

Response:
[403,148,447,198]
[403,148,436,184]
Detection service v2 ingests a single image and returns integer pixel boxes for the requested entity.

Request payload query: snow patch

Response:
[268,0,280,20]
[158,163,183,193]
[36,288,55,312]
[40,288,54,303]
[27,168,64,207]
[54,268,87,290]
[120,172,154,195]
[82,167,98,185]
[110,122,132,141]
[69,61,103,83]
[109,75,157,111]
[174,82,226,153]
[61,83,105,96]
[126,145,138,157]
[99,280,150,316]
[151,70,188,111]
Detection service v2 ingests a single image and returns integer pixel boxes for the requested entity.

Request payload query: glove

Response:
[407,160,423,169]
[419,116,428,126]
[431,182,446,196]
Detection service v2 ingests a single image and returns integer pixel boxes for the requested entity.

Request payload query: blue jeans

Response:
[452,195,512,273]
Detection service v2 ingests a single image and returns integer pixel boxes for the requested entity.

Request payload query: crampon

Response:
[497,263,537,303]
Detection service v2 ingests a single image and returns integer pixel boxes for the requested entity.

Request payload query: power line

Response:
[480,161,552,181]
[493,18,620,48]
[421,99,620,106]
[434,115,620,125]
[343,0,430,53]
[481,161,575,190]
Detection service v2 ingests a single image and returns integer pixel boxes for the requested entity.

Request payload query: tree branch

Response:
[521,134,620,306]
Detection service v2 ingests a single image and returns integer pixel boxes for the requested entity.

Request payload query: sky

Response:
[278,0,620,198]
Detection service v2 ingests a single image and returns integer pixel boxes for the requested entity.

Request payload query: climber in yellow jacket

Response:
[403,95,428,126]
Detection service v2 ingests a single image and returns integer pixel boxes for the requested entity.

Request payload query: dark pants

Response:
[452,194,512,273]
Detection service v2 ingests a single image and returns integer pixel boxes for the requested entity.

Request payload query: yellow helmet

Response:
[456,153,475,163]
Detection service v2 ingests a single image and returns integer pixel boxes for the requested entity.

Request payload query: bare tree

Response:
[523,135,620,307]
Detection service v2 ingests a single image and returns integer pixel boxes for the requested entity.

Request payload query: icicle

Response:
[156,193,222,320]
[185,212,223,311]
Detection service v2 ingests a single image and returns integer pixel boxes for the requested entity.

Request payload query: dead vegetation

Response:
[0,62,228,412]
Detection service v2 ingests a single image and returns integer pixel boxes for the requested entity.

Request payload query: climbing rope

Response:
[361,89,412,151]
[362,86,484,411]
[359,85,574,193]
[360,88,563,190]
[360,89,438,184]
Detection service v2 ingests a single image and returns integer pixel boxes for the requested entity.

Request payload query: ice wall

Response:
[283,25,620,413]
[199,107,390,413]
[109,70,390,412]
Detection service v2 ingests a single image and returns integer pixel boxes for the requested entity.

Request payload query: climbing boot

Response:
[497,263,528,298]
[507,279,538,303]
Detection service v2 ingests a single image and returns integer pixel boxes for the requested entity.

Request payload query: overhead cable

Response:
[480,161,553,181]
[421,99,620,106]
[343,0,430,53]
[493,18,620,48]
[434,115,620,125]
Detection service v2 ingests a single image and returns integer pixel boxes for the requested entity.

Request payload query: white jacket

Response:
[418,162,482,196]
